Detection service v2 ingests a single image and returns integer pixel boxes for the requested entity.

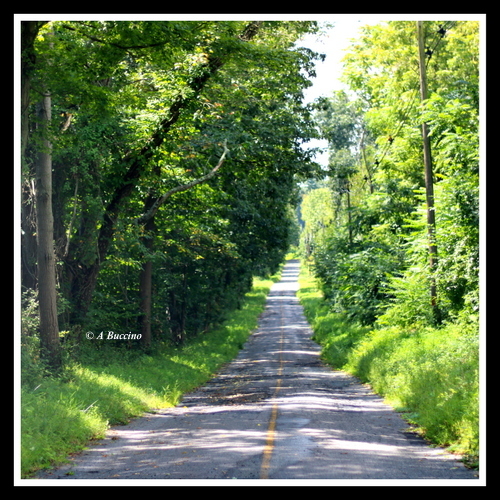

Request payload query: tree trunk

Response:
[21,21,61,370]
[35,93,61,371]
[21,182,38,291]
[139,259,153,346]
[417,21,440,324]
[139,216,156,348]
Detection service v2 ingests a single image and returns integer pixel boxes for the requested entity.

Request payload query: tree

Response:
[66,22,264,320]
[305,20,479,326]
[21,21,266,325]
[416,21,439,321]
[35,85,61,371]
[21,21,61,371]
[21,19,322,354]
[299,187,335,258]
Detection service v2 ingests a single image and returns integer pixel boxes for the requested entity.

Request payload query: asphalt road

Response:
[35,260,479,484]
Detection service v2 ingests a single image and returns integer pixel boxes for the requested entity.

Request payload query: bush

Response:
[377,268,436,328]
[298,266,480,460]
[313,236,404,325]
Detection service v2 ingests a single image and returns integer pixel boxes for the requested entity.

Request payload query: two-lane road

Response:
[36,260,478,483]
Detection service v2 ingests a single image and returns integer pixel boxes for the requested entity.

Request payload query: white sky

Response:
[295,15,389,165]
[299,16,387,102]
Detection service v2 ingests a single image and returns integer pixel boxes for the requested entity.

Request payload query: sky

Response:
[299,16,386,103]
[296,16,389,165]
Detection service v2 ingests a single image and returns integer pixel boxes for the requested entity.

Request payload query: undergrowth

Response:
[20,272,280,479]
[297,263,480,469]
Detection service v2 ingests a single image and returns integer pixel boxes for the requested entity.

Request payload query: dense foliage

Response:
[300,20,480,329]
[297,20,480,461]
[20,19,482,472]
[21,20,323,371]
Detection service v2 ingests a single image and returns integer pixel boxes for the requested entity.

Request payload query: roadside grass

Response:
[20,271,280,478]
[296,265,371,368]
[297,263,480,468]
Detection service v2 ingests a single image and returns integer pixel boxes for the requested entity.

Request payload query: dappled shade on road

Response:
[36,261,477,482]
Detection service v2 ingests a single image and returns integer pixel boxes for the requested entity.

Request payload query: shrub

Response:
[299,266,480,460]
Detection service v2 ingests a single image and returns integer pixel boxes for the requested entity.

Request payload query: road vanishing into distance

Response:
[35,260,478,485]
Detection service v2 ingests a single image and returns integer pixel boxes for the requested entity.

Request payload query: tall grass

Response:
[20,273,279,478]
[297,264,480,465]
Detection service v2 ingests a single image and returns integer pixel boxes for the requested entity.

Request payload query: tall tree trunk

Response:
[345,179,353,246]
[35,93,61,371]
[21,21,61,370]
[139,216,156,348]
[417,21,440,324]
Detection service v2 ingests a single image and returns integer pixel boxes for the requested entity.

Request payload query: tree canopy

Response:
[301,20,480,327]
[20,19,323,367]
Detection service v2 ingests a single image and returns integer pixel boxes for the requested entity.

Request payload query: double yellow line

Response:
[260,295,285,480]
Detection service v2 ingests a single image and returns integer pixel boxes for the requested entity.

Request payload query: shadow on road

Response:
[35,260,479,482]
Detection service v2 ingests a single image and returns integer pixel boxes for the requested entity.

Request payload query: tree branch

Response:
[95,21,261,263]
[135,141,229,225]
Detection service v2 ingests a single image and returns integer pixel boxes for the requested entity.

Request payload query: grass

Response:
[296,265,372,369]
[19,272,280,479]
[20,262,481,476]
[297,263,480,468]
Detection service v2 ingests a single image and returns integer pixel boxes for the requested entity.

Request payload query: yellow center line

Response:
[260,294,285,479]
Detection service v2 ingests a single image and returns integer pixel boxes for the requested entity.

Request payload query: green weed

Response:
[20,273,278,478]
[297,264,480,464]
